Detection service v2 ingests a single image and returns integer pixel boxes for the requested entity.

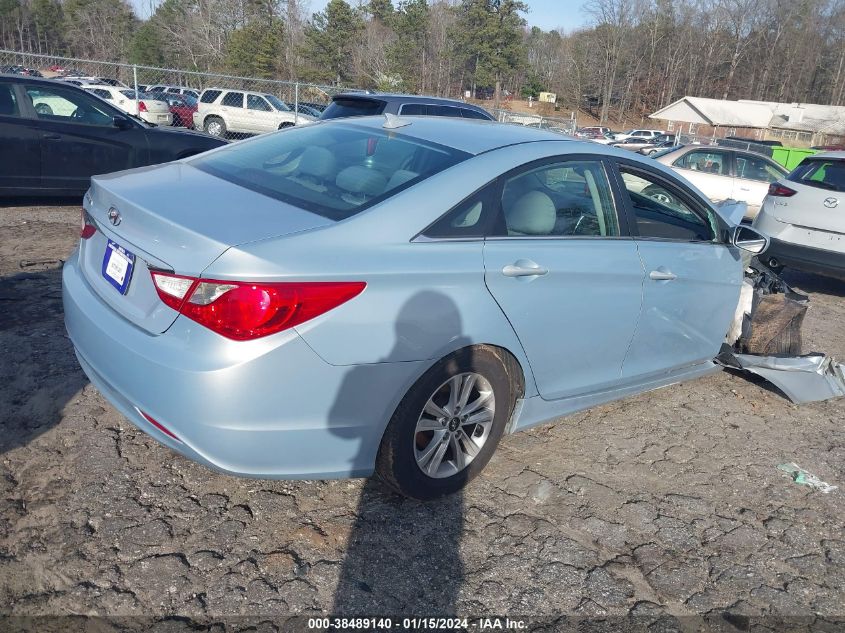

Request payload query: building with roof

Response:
[649,96,845,146]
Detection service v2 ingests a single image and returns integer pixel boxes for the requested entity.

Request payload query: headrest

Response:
[298,146,336,179]
[336,166,388,197]
[506,191,556,235]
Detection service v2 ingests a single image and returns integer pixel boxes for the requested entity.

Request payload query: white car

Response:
[754,152,845,279]
[613,128,665,142]
[654,145,788,221]
[193,88,313,138]
[83,85,173,126]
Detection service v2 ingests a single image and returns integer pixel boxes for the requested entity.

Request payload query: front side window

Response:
[190,122,469,220]
[620,168,716,242]
[735,154,785,182]
[91,89,111,99]
[673,150,730,175]
[496,159,620,237]
[263,94,290,112]
[221,92,244,108]
[788,158,845,192]
[0,84,19,116]
[247,94,272,111]
[26,85,113,125]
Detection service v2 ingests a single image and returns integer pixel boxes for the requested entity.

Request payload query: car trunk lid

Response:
[80,162,333,334]
[775,158,845,234]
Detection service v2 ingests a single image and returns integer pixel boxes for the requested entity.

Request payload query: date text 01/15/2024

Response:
[306,617,527,631]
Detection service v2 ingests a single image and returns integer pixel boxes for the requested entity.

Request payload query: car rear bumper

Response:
[62,250,425,479]
[765,237,845,279]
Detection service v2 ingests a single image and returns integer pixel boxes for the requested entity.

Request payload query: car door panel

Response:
[484,240,645,400]
[0,84,40,190]
[622,240,740,379]
[481,156,646,402]
[614,163,743,380]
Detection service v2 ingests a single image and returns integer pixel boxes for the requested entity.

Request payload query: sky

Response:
[129,0,592,32]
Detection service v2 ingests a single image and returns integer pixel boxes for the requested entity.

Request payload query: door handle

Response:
[649,269,677,281]
[502,260,548,278]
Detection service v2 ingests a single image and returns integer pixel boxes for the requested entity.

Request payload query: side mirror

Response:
[113,115,132,130]
[732,224,769,255]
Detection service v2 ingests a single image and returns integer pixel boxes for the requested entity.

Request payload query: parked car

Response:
[62,116,767,499]
[574,126,610,139]
[754,152,845,279]
[609,137,657,152]
[0,74,226,196]
[320,93,495,121]
[613,128,665,141]
[285,101,323,118]
[300,101,328,113]
[194,88,312,137]
[639,134,676,156]
[653,145,788,220]
[590,132,619,145]
[83,85,173,126]
[147,85,200,99]
[96,77,130,88]
[725,136,782,147]
[161,92,198,128]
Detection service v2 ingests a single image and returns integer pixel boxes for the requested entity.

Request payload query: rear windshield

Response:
[321,98,386,120]
[190,122,470,220]
[788,158,845,192]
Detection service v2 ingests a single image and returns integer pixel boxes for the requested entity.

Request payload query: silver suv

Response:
[194,88,314,138]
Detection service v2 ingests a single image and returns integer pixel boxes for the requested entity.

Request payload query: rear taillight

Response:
[768,183,797,197]
[150,272,365,341]
[138,101,147,112]
[80,209,96,239]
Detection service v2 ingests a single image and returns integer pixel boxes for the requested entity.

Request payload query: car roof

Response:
[322,115,571,155]
[805,151,845,160]
[332,92,489,110]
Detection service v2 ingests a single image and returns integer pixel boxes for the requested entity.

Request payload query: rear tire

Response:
[375,346,518,500]
[204,116,226,137]
[278,122,294,130]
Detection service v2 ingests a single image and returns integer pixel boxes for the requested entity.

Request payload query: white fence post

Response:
[133,65,139,116]
[294,82,299,125]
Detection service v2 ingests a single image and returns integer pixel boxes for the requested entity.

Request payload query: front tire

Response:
[204,116,226,137]
[376,347,517,500]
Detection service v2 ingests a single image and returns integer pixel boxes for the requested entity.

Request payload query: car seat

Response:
[287,146,337,192]
[336,165,388,205]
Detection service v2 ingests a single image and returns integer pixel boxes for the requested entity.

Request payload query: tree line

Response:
[4,0,845,122]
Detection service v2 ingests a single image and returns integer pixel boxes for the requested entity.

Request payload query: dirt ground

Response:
[1,202,844,632]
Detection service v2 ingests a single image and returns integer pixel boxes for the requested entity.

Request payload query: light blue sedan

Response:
[62,116,768,499]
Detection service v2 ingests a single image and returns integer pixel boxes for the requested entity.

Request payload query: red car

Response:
[163,93,198,128]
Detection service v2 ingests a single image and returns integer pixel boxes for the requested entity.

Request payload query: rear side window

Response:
[496,159,620,237]
[0,84,18,116]
[221,92,244,108]
[789,158,845,192]
[190,122,470,220]
[400,103,463,118]
[321,98,386,120]
[735,154,785,183]
[200,89,222,104]
[673,150,730,175]
[423,184,496,239]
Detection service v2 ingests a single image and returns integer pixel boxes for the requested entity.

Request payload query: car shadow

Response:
[782,269,845,298]
[329,291,470,615]
[0,264,87,454]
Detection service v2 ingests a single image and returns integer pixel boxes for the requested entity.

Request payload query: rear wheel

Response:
[278,122,294,130]
[376,347,517,500]
[204,116,226,137]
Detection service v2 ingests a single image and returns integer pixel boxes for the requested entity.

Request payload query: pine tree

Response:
[302,0,364,85]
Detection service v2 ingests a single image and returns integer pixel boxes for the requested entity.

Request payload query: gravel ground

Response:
[1,203,844,631]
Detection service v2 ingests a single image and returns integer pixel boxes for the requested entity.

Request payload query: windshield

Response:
[788,158,845,192]
[190,122,470,220]
[264,94,291,111]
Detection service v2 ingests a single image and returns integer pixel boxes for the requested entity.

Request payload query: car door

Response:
[732,152,787,216]
[0,82,41,191]
[219,91,245,132]
[482,156,646,401]
[24,83,146,191]
[614,162,741,380]
[669,148,734,203]
[246,94,275,133]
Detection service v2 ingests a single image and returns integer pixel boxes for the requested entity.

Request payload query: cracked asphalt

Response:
[1,203,844,631]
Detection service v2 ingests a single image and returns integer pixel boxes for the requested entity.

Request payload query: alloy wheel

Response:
[413,372,495,479]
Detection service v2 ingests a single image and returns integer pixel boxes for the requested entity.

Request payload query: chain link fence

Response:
[0,49,361,140]
[1,49,579,140]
